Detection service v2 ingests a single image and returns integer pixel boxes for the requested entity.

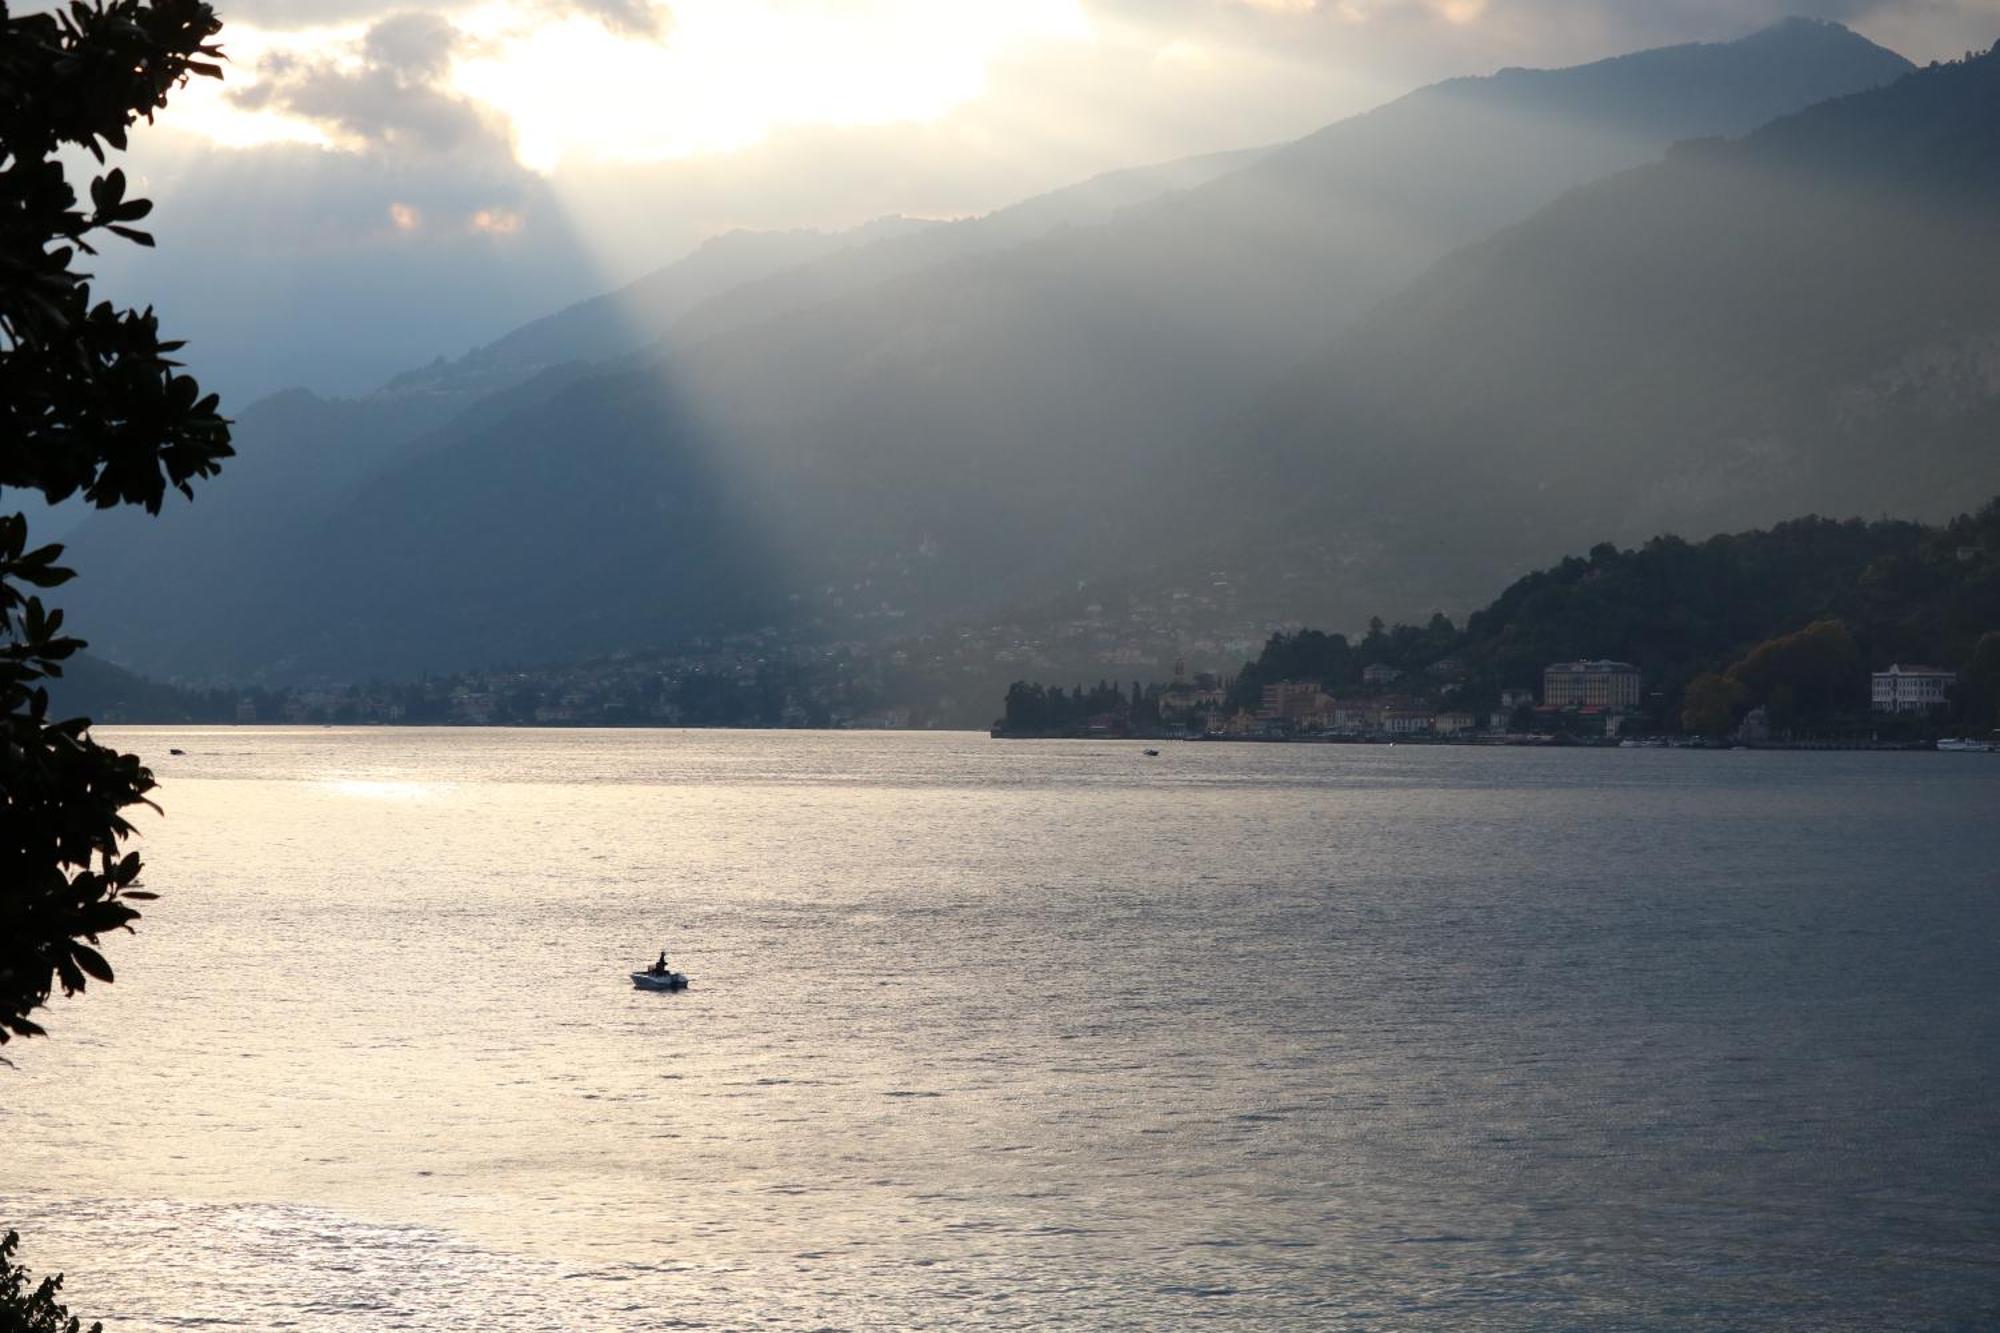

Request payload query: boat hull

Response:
[631,971,689,991]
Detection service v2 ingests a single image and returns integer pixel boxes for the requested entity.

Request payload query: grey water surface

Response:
[5,729,1997,1329]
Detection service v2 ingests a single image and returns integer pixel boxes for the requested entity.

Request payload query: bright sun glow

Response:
[176,1,1093,173]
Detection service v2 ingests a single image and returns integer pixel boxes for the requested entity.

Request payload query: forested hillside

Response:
[1225,500,2000,732]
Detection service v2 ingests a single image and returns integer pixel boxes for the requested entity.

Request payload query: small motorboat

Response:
[1142,748,1161,756]
[631,970,689,991]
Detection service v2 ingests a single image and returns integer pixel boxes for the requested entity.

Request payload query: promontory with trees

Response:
[995,501,2000,744]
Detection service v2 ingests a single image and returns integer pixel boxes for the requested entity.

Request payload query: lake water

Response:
[4,728,1998,1329]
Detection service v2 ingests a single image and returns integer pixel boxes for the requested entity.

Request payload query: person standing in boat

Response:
[649,949,669,976]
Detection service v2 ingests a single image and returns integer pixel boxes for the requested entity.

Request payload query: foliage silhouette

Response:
[1681,673,1746,738]
[1724,620,1861,730]
[0,1231,99,1333]
[0,0,229,1046]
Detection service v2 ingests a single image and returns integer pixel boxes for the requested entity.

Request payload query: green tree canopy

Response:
[1954,630,2000,733]
[1724,619,1861,729]
[1680,672,1746,738]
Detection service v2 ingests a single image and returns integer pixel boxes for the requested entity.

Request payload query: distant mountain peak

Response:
[1730,14,1911,61]
[1753,14,1857,35]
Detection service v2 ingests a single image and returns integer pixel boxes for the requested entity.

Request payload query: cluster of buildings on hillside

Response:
[1155,659,1646,740]
[207,635,917,730]
[1159,659,1971,742]
[160,628,1976,737]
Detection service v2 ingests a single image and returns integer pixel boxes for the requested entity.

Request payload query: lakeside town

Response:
[996,507,2000,750]
[63,617,2000,752]
[62,563,1305,732]
[75,645,1995,752]
[995,657,1998,750]
[58,505,2000,750]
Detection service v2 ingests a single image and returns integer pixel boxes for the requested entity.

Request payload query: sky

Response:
[84,0,2000,402]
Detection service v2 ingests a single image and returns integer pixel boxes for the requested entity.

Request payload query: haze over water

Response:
[5,729,1998,1328]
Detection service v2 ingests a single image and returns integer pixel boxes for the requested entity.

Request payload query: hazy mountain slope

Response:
[1207,41,2000,629]
[59,150,1261,679]
[657,145,1268,352]
[664,23,1913,513]
[54,222,861,676]
[667,20,1912,441]
[67,22,1921,681]
[257,375,792,676]
[584,20,1919,615]
[49,385,471,673]
[43,652,206,723]
[383,222,933,402]
[1091,17,1915,376]
[388,146,1267,402]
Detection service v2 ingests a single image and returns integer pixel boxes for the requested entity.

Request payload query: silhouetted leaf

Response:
[71,943,114,983]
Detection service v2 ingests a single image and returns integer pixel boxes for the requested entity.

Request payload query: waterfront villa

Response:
[1871,664,1956,712]
[1542,659,1642,710]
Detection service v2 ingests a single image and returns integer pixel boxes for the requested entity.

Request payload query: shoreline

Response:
[85,721,1972,752]
[989,730,1949,751]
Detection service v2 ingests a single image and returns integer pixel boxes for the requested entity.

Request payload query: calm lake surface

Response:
[5,728,1998,1329]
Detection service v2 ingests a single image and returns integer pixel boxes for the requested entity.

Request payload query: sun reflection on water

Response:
[319,779,445,801]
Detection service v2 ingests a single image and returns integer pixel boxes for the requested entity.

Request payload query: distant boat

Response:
[1143,748,1160,756]
[1936,738,1995,752]
[168,748,187,756]
[631,970,689,991]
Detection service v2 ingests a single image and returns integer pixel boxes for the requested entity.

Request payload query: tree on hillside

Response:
[1724,619,1860,732]
[1953,630,2000,734]
[1681,672,1746,738]
[1228,628,1353,709]
[1,0,230,1039]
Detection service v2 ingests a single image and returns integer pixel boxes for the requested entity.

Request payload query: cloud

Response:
[209,0,411,28]
[362,11,460,77]
[229,12,513,158]
[217,0,673,38]
[96,124,585,399]
[563,0,672,38]
[189,0,1996,182]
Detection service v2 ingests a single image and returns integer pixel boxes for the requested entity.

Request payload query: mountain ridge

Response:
[58,21,1931,683]
[1180,39,2000,633]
